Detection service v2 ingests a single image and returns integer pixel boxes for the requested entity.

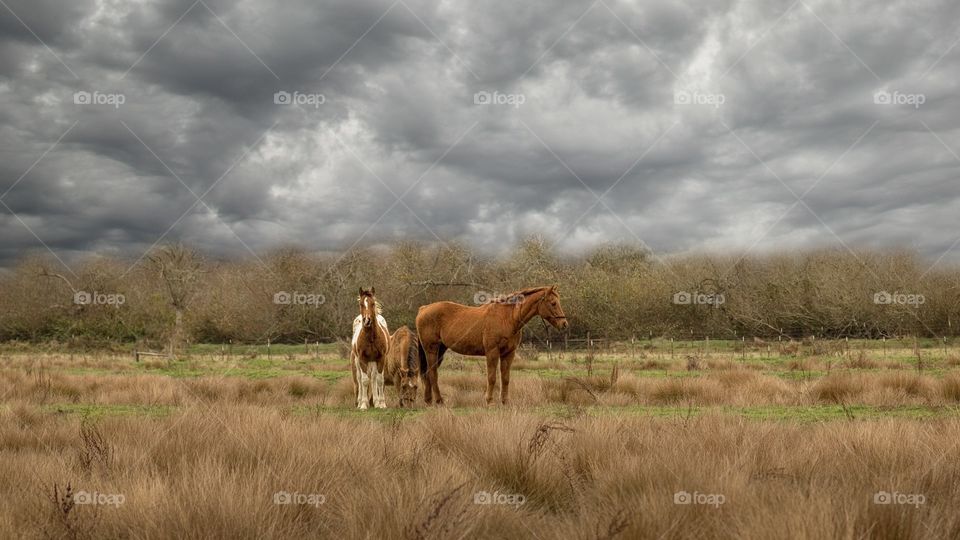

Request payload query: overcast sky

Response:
[1,0,959,271]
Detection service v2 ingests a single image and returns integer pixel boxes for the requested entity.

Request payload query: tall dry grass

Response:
[4,350,960,538]
[2,406,959,539]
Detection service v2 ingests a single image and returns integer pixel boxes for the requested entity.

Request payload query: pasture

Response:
[2,340,960,538]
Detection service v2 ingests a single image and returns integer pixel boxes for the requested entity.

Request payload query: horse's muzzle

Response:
[548,317,569,330]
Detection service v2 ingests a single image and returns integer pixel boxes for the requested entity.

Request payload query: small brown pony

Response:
[415,285,568,405]
[384,326,421,407]
[350,287,390,409]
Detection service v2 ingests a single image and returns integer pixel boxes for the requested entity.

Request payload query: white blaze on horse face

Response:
[362,297,372,326]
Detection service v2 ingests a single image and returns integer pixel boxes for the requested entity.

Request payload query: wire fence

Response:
[519,332,959,359]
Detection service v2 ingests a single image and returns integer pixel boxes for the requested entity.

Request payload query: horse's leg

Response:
[422,343,437,405]
[484,350,499,406]
[425,346,444,406]
[357,358,370,410]
[373,362,386,409]
[426,364,442,405]
[350,352,359,406]
[500,349,516,405]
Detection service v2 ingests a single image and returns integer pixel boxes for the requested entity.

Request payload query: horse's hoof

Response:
[375,403,387,409]
[358,404,368,410]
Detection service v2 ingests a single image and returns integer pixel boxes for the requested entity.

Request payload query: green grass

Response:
[187,343,340,356]
[53,361,350,381]
[41,403,174,417]
[544,404,960,422]
[39,402,959,422]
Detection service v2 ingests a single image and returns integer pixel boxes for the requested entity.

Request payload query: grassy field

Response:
[2,340,960,538]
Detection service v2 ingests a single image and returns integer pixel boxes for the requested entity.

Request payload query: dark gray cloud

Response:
[1,0,959,274]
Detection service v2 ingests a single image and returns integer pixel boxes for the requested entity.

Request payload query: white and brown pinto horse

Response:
[350,287,390,409]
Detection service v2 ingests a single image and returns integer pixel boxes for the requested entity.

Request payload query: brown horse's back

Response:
[416,301,501,356]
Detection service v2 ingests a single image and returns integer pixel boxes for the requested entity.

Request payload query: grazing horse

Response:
[384,326,421,407]
[415,285,569,405]
[350,287,390,409]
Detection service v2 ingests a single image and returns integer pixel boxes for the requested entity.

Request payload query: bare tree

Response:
[148,244,204,357]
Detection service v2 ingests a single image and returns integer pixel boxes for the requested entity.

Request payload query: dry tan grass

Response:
[2,406,959,539]
[4,350,960,538]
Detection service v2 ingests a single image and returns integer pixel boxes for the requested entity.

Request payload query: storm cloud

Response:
[1,0,959,271]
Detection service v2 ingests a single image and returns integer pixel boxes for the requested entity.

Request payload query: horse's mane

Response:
[512,286,552,297]
[357,294,383,314]
[505,286,553,300]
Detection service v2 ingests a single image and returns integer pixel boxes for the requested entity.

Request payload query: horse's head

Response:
[537,286,569,331]
[397,359,419,407]
[358,287,377,328]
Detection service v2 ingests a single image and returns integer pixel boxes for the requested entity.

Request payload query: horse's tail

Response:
[416,336,428,376]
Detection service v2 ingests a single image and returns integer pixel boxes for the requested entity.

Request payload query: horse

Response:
[415,285,568,406]
[350,287,390,409]
[384,326,421,407]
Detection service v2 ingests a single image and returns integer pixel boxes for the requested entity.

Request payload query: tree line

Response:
[1,239,957,351]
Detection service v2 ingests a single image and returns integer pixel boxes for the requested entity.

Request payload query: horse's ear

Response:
[359,287,364,296]
[370,286,375,295]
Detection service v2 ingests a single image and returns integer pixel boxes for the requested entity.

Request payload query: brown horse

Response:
[415,286,568,405]
[350,287,390,409]
[384,326,421,407]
